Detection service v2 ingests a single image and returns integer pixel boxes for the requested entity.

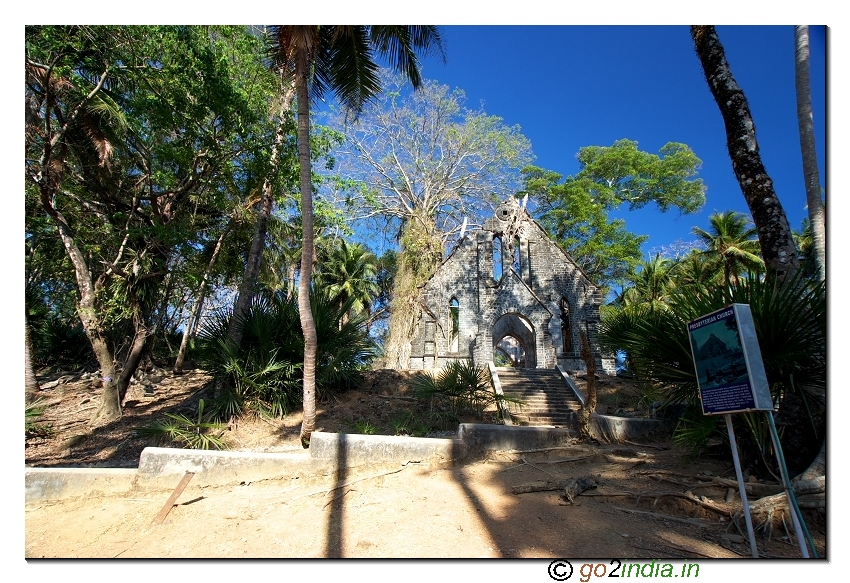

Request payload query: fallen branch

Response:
[609,505,716,528]
[695,475,784,497]
[623,440,669,451]
[512,479,569,494]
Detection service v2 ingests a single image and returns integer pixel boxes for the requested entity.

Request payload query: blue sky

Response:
[413,25,826,260]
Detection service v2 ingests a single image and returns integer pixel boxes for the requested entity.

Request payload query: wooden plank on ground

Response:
[152,471,195,525]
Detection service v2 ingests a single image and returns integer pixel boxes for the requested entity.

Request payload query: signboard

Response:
[687,304,773,415]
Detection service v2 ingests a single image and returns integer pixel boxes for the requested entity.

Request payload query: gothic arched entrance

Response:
[491,313,536,368]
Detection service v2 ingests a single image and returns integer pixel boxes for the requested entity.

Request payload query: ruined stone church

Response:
[407,197,616,374]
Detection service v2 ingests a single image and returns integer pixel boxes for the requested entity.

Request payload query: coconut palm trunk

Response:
[691,26,799,282]
[794,25,825,281]
[294,34,319,447]
[270,25,444,446]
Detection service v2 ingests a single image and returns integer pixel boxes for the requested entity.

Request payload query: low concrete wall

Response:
[457,423,576,452]
[25,420,670,503]
[590,414,668,442]
[308,432,467,466]
[135,447,328,489]
[26,467,137,501]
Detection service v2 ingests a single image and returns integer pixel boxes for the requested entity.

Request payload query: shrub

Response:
[412,360,521,420]
[196,289,376,421]
[134,399,228,450]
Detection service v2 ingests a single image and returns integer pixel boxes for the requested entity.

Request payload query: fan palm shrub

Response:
[599,271,825,473]
[196,288,376,421]
[412,360,523,422]
[134,399,228,450]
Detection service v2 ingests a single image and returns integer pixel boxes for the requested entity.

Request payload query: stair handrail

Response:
[556,364,585,406]
[487,362,514,426]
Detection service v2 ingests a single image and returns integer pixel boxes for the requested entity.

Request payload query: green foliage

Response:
[522,165,647,289]
[572,139,706,213]
[196,289,377,420]
[412,360,521,419]
[523,140,703,290]
[691,211,763,292]
[135,399,229,450]
[600,271,825,468]
[672,406,719,459]
[351,419,377,435]
[28,315,93,369]
[316,238,380,320]
[26,399,53,438]
[25,25,284,385]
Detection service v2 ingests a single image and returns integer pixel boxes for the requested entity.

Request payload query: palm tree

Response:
[691,26,799,282]
[317,239,380,326]
[672,249,720,299]
[691,211,763,293]
[794,25,825,281]
[615,254,677,313]
[269,26,444,447]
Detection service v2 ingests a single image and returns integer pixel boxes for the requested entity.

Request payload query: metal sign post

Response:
[723,414,759,558]
[766,411,810,558]
[687,304,815,559]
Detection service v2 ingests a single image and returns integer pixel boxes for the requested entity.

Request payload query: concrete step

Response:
[493,367,582,427]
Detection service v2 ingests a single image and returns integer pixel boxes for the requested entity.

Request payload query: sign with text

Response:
[687,304,773,415]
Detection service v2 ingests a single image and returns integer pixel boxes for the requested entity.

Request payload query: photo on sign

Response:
[689,310,749,391]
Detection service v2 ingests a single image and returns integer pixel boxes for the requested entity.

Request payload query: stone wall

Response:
[408,198,616,375]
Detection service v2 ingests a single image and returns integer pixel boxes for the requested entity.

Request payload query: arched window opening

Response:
[449,297,459,352]
[512,236,521,273]
[560,297,574,354]
[493,236,503,280]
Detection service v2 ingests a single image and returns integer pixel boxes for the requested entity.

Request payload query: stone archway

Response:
[491,313,536,368]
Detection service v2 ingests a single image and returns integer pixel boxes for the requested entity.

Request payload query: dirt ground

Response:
[24,368,826,559]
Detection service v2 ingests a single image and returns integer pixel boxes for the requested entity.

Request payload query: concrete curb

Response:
[25,419,670,503]
[309,432,466,465]
[135,447,327,489]
[26,467,138,501]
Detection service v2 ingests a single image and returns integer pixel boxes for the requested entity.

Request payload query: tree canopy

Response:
[522,139,705,291]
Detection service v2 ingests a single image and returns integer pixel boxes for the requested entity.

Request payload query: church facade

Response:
[407,197,617,374]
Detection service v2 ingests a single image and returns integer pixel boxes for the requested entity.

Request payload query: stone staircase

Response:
[495,367,582,427]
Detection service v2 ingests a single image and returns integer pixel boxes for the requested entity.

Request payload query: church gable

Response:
[407,197,616,374]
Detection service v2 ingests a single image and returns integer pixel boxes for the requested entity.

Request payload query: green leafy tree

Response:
[316,239,380,325]
[269,25,444,446]
[520,165,647,291]
[25,26,278,423]
[522,139,704,292]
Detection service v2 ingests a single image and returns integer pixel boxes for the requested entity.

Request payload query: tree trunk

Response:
[174,220,232,374]
[38,185,121,424]
[226,81,295,347]
[295,39,319,448]
[382,217,443,369]
[116,313,149,404]
[691,26,800,282]
[794,25,826,281]
[577,329,598,441]
[25,322,39,404]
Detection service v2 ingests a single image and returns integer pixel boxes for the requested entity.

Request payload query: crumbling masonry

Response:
[407,197,616,374]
